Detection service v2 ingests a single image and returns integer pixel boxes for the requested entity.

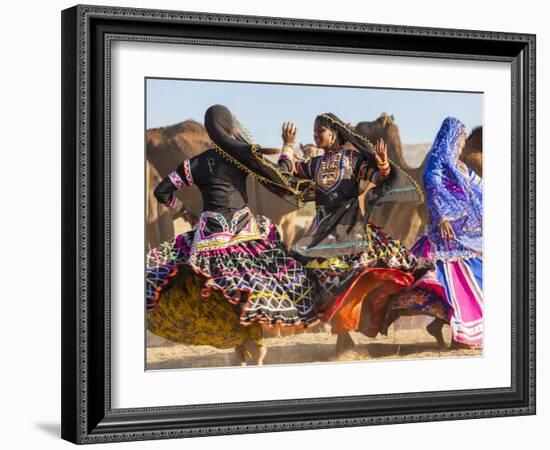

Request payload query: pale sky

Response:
[146,78,482,146]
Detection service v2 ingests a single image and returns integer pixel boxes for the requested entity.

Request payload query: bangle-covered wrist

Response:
[377,161,390,177]
[281,143,295,159]
[167,197,185,216]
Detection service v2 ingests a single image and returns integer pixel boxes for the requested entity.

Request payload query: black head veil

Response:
[204,105,313,206]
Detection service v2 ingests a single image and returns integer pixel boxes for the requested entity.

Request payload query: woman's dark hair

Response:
[314,115,347,147]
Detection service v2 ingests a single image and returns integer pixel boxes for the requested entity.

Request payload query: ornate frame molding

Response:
[61,5,535,444]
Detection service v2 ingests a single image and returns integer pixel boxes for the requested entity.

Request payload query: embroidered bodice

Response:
[154,148,249,225]
[278,146,388,224]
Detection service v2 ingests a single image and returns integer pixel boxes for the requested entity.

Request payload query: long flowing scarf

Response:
[204,105,314,206]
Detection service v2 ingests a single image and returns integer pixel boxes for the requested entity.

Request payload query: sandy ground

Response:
[146,325,481,370]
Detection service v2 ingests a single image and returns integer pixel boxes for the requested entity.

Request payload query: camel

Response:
[461,126,482,177]
[354,113,427,247]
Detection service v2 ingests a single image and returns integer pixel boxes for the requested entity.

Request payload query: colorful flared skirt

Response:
[147,268,262,349]
[408,236,483,346]
[304,223,425,337]
[382,269,451,335]
[146,216,321,348]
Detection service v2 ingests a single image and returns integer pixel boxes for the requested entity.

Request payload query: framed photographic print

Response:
[61,4,536,444]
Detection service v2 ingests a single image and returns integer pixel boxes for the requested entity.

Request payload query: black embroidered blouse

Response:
[278,146,389,221]
[153,148,250,231]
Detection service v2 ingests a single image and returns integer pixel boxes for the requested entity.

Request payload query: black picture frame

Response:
[61,4,536,444]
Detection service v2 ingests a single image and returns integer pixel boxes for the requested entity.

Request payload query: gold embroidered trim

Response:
[209,116,314,204]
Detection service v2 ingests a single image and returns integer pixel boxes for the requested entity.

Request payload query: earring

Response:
[329,131,336,147]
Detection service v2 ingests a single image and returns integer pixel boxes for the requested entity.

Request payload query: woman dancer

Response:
[146,105,321,365]
[278,114,436,352]
[396,117,483,349]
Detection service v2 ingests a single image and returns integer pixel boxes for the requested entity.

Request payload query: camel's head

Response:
[354,113,405,167]
[354,112,396,142]
[463,127,482,154]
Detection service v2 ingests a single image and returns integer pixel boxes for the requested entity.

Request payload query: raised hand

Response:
[375,138,388,166]
[282,121,297,146]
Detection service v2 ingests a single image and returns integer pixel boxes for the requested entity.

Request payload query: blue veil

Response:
[423,117,483,259]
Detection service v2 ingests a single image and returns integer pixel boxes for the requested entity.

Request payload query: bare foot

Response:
[242,338,267,365]
[426,318,446,349]
[233,345,247,366]
[449,339,478,350]
[335,332,356,355]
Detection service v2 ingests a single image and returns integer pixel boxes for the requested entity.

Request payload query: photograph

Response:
[145,79,484,370]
